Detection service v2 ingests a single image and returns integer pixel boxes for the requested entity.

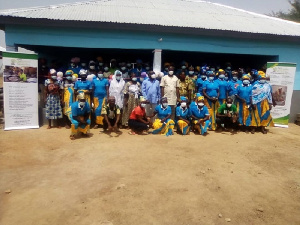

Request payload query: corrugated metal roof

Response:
[1,0,300,36]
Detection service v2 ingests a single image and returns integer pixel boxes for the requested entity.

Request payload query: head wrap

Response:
[57,72,63,77]
[50,69,56,75]
[258,71,266,79]
[197,96,205,101]
[206,71,214,76]
[242,74,250,80]
[251,69,258,76]
[79,69,87,75]
[141,72,147,78]
[194,93,201,99]
[180,96,187,102]
[72,74,78,82]
[114,70,122,76]
[87,74,96,81]
[65,70,73,76]
[77,92,85,100]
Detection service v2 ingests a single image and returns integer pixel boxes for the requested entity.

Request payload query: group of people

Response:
[43,57,274,139]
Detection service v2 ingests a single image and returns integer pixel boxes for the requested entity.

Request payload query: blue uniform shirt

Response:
[191,105,210,119]
[74,80,92,91]
[155,105,172,120]
[227,79,242,96]
[189,101,198,111]
[142,79,161,104]
[71,101,91,117]
[216,79,228,100]
[130,68,146,77]
[176,106,191,120]
[203,80,219,98]
[93,78,109,97]
[237,84,252,104]
[196,78,207,95]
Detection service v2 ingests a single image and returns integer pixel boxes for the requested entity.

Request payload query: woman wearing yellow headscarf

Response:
[190,96,211,135]
[152,97,175,136]
[62,70,76,128]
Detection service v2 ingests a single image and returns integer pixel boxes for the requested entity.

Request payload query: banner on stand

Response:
[266,62,296,128]
[2,51,39,130]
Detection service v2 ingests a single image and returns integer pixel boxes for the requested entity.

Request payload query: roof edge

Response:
[2,16,300,43]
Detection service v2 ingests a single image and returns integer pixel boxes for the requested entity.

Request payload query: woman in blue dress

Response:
[176,96,191,135]
[203,71,219,130]
[93,71,109,127]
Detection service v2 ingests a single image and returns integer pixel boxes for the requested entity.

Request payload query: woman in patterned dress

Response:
[45,69,63,129]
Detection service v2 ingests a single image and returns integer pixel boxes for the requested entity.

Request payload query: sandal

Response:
[69,135,75,140]
[128,131,136,135]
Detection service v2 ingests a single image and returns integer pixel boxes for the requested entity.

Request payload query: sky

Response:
[0,0,293,48]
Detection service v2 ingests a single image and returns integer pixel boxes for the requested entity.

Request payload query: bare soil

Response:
[0,125,300,225]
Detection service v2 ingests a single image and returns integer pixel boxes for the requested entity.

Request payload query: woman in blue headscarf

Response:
[252,71,274,134]
[176,96,191,135]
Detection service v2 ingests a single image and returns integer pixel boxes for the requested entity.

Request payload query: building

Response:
[0,0,300,121]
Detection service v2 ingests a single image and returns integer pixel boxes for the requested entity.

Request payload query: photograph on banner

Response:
[4,65,38,83]
[272,85,287,106]
[266,62,296,127]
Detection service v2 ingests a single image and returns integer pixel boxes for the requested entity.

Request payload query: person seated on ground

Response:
[101,96,121,133]
[69,93,91,140]
[190,96,211,135]
[151,97,175,136]
[190,93,201,111]
[216,97,238,131]
[176,96,191,135]
[128,96,151,135]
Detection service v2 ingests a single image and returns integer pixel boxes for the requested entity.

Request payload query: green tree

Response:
[271,0,300,22]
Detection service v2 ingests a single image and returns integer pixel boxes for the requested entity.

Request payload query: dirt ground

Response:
[0,124,300,225]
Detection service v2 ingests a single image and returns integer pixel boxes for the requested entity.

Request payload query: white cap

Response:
[87,74,95,81]
[57,71,63,77]
[50,69,56,75]
[158,72,164,78]
[79,69,87,75]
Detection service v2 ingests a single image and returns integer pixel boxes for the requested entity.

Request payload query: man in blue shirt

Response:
[69,93,91,140]
[227,71,242,105]
[142,71,161,121]
[190,96,211,135]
